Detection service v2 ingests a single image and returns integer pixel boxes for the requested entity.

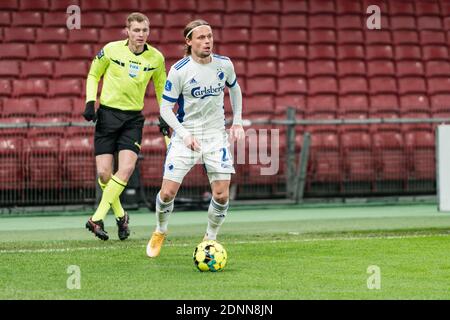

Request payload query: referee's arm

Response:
[152,56,167,107]
[84,49,110,121]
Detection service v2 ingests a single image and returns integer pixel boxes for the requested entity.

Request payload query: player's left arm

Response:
[225,60,245,141]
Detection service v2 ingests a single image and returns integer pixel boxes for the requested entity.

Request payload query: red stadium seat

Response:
[310,0,334,14]
[11,12,42,27]
[220,44,248,59]
[337,30,364,45]
[0,61,20,78]
[28,44,60,60]
[2,98,38,118]
[50,0,80,11]
[0,12,11,26]
[367,60,395,77]
[280,30,307,44]
[13,79,47,98]
[370,94,400,114]
[3,27,35,43]
[369,77,398,94]
[423,45,449,61]
[0,0,18,10]
[247,60,277,77]
[390,16,416,30]
[280,15,307,29]
[308,132,341,183]
[221,28,250,43]
[281,0,307,14]
[339,94,369,114]
[373,131,407,181]
[279,44,307,60]
[341,131,375,182]
[80,0,109,11]
[389,1,414,16]
[339,77,368,95]
[38,98,73,118]
[252,14,280,29]
[54,61,88,78]
[309,30,336,44]
[337,60,366,77]
[420,30,446,45]
[36,28,68,43]
[67,28,99,43]
[42,12,67,27]
[254,0,280,13]
[275,95,306,114]
[198,0,225,12]
[248,44,277,59]
[405,131,435,180]
[337,45,365,60]
[425,61,450,77]
[308,45,335,59]
[307,60,336,77]
[24,136,61,189]
[336,1,362,14]
[309,77,338,95]
[61,135,95,188]
[398,77,427,95]
[277,77,307,95]
[278,60,306,77]
[306,94,338,113]
[366,45,394,60]
[223,14,251,28]
[244,95,275,117]
[395,45,422,60]
[336,15,364,29]
[309,14,335,29]
[430,94,450,112]
[141,0,168,12]
[140,131,166,187]
[19,0,48,11]
[162,12,193,28]
[104,13,130,28]
[169,0,196,12]
[400,95,430,113]
[146,13,164,28]
[110,0,139,12]
[397,61,424,77]
[251,29,279,44]
[48,79,82,97]
[246,77,276,95]
[20,61,53,78]
[392,31,419,45]
[418,16,442,30]
[0,137,23,190]
[99,28,127,44]
[60,44,93,60]
[365,30,392,45]
[428,78,450,95]
[0,80,12,97]
[158,44,186,60]
[226,0,253,13]
[416,1,440,16]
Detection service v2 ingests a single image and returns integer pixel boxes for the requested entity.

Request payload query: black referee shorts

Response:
[94,105,145,156]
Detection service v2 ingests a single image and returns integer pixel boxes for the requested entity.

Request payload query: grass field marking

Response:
[1,233,449,255]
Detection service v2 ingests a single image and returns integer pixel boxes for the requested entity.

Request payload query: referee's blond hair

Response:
[126,12,150,28]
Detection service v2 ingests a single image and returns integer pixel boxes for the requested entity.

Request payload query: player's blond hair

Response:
[183,19,210,56]
[126,12,150,28]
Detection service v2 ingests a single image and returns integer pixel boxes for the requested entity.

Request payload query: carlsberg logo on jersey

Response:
[191,84,225,99]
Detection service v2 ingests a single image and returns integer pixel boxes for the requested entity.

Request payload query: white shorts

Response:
[163,132,235,184]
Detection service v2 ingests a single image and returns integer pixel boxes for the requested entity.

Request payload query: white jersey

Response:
[161,54,238,138]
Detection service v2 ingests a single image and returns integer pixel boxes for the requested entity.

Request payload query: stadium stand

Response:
[1,0,450,204]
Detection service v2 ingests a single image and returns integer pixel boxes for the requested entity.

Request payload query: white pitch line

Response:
[0,233,448,254]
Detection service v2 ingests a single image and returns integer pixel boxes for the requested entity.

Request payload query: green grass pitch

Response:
[1,203,450,300]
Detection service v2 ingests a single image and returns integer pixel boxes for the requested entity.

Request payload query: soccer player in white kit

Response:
[146,20,244,257]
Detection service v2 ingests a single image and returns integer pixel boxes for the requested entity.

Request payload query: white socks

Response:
[155,192,174,234]
[206,198,229,240]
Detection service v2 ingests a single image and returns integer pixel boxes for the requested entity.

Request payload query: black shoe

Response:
[116,212,130,241]
[86,218,109,241]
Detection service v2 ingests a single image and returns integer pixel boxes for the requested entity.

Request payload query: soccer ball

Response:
[193,240,227,272]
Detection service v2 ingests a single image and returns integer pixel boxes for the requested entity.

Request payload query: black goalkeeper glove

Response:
[158,116,170,136]
[83,101,97,122]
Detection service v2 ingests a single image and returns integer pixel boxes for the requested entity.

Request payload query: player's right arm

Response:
[160,67,200,151]
[84,47,111,122]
